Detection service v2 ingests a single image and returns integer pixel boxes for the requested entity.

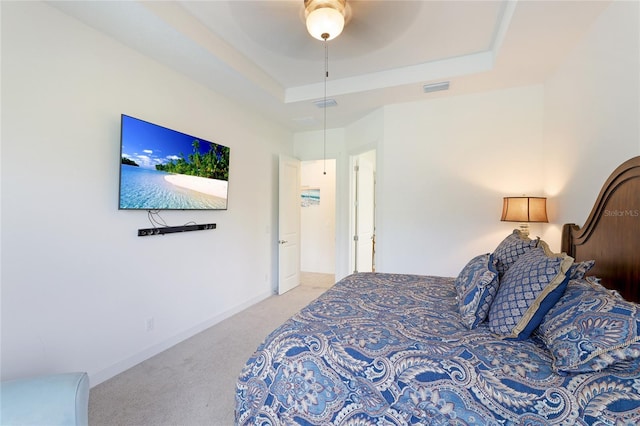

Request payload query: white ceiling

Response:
[50,0,611,131]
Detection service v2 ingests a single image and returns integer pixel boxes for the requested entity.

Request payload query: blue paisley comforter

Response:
[235,273,640,425]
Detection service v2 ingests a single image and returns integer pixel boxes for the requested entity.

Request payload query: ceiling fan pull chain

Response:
[324,35,329,78]
[323,36,328,175]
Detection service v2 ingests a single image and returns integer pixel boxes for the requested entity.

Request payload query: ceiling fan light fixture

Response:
[304,0,346,41]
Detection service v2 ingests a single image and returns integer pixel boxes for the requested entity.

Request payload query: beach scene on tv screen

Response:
[120,116,230,210]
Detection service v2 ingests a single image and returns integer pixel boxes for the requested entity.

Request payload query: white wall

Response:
[298,86,548,279]
[376,86,546,276]
[542,0,640,249]
[300,160,336,274]
[1,2,292,384]
[296,81,573,280]
[340,0,639,277]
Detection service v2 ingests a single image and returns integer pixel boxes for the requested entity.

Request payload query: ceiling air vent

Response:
[423,81,450,94]
[313,98,338,108]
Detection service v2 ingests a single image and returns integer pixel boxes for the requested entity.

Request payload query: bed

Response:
[236,156,640,425]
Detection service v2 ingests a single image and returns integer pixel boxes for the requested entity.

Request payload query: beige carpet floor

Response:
[89,272,334,426]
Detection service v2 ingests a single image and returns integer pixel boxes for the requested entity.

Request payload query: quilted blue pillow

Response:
[455,253,499,329]
[537,278,640,373]
[492,229,539,278]
[488,241,573,340]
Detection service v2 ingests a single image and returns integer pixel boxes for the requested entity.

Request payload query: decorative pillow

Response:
[455,253,499,329]
[537,279,640,373]
[488,241,573,340]
[570,275,624,299]
[569,275,609,293]
[492,229,539,278]
[566,259,595,280]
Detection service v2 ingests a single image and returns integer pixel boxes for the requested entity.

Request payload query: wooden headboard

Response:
[561,156,640,303]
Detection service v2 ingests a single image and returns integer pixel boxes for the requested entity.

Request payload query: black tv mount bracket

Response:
[138,223,216,237]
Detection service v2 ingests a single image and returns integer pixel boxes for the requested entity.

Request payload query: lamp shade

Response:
[306,7,345,40]
[501,197,548,223]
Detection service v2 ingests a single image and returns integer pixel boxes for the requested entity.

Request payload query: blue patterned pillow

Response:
[537,279,640,373]
[568,275,614,295]
[488,241,573,340]
[567,259,595,280]
[455,253,499,329]
[492,229,539,278]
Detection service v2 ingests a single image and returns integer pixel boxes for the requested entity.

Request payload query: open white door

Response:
[352,150,376,273]
[278,155,301,294]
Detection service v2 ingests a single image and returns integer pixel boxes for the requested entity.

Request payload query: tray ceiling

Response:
[50,0,611,131]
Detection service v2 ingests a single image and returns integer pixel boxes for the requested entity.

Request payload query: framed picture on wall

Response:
[301,187,320,207]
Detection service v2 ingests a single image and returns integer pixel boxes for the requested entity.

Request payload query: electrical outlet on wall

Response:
[145,317,154,332]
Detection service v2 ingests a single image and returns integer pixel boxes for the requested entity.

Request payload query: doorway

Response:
[300,159,336,285]
[350,150,376,273]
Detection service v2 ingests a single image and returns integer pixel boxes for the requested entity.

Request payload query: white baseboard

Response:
[89,290,272,387]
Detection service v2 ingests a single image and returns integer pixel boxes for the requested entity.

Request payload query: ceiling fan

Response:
[225,1,424,60]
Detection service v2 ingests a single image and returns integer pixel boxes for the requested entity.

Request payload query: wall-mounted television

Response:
[119,114,230,210]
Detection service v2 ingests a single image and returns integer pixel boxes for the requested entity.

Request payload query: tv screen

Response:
[119,115,230,210]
